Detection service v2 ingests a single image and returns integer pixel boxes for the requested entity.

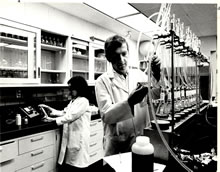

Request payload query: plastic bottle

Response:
[131,136,154,172]
[16,114,22,126]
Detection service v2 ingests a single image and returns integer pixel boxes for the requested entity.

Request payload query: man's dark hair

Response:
[104,35,129,62]
[68,76,89,99]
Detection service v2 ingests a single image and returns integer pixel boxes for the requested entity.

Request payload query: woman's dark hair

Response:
[104,35,129,62]
[67,76,89,99]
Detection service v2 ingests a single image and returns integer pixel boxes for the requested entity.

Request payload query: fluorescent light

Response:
[118,13,160,34]
[86,2,138,18]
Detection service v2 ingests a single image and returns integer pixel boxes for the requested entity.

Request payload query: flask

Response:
[16,114,22,126]
[132,136,154,172]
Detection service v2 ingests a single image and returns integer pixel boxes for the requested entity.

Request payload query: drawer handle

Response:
[90,133,97,137]
[31,162,44,170]
[90,143,97,147]
[31,136,43,142]
[90,152,97,157]
[31,150,44,156]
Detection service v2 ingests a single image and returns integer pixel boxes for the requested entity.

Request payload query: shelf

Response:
[41,69,66,73]
[72,70,89,73]
[72,54,88,59]
[95,57,106,61]
[0,66,27,71]
[41,44,66,51]
[95,71,104,74]
[0,36,27,46]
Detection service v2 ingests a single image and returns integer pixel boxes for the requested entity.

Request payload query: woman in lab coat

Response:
[95,35,161,156]
[39,76,91,171]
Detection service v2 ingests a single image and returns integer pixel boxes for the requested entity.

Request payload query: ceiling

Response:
[46,3,217,41]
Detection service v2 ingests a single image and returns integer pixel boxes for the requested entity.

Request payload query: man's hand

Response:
[128,83,148,107]
[151,55,161,81]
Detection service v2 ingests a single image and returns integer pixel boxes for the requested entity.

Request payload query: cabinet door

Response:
[89,42,108,82]
[0,140,18,163]
[0,18,40,84]
[40,31,68,85]
[71,38,89,81]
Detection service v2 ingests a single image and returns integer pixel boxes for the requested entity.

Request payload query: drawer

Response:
[18,131,55,154]
[90,119,103,132]
[16,158,54,172]
[16,145,54,170]
[90,130,103,143]
[89,140,103,154]
[0,140,18,163]
[0,159,16,172]
[89,149,103,165]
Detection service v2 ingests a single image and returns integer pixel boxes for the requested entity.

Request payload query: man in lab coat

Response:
[95,35,161,156]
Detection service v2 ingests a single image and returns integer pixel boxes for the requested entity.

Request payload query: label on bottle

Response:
[132,152,154,172]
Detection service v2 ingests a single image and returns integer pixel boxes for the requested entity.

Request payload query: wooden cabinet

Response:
[0,18,41,84]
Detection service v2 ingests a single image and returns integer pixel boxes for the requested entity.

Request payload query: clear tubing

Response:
[135,4,193,171]
[147,56,193,172]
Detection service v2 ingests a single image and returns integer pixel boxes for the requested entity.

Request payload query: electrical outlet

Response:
[16,89,22,98]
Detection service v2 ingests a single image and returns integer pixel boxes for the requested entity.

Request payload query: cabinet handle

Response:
[90,133,97,137]
[31,136,43,142]
[31,162,44,170]
[31,150,44,156]
[38,67,41,78]
[90,143,97,147]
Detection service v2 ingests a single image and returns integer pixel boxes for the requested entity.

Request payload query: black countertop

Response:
[0,113,101,142]
[0,119,59,142]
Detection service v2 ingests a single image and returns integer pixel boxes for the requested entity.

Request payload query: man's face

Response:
[110,43,129,76]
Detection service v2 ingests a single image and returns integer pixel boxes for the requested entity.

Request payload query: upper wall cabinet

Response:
[40,30,68,85]
[89,42,107,81]
[71,38,89,81]
[0,18,41,85]
[71,37,108,85]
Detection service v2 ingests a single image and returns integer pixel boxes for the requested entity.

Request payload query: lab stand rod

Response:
[195,59,199,115]
[171,27,175,134]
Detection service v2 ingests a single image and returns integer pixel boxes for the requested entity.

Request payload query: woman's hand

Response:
[38,104,56,117]
[42,116,56,123]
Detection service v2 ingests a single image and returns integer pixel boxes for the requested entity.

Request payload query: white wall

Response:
[0,2,139,67]
[200,36,217,58]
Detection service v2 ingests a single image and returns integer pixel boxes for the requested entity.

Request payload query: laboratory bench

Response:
[0,110,103,172]
[144,100,217,170]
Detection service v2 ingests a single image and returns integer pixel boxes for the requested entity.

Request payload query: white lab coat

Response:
[56,97,91,168]
[95,67,160,156]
